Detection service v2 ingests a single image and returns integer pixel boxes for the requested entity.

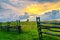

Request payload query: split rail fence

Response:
[36,17,60,40]
[0,20,21,33]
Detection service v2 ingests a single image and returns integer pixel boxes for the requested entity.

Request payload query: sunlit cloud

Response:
[0,0,60,21]
[29,0,60,2]
[24,2,60,15]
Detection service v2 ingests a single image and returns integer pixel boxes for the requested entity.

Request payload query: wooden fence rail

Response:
[36,17,60,40]
[0,20,21,33]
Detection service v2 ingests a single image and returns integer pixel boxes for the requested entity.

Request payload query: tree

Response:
[26,19,29,22]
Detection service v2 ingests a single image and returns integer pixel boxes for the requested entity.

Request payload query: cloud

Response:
[19,12,29,20]
[0,9,19,22]
[0,0,27,8]
[0,0,31,22]
[0,0,34,14]
[29,0,60,2]
[24,2,60,15]
[0,0,27,14]
[0,0,60,21]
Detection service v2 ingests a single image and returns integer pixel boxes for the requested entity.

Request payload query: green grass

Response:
[0,21,60,40]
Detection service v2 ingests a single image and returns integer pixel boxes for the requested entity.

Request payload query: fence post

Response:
[16,20,21,33]
[36,17,42,40]
[18,20,21,32]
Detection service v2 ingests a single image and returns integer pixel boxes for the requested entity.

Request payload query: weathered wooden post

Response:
[18,20,21,32]
[16,20,21,33]
[36,17,42,40]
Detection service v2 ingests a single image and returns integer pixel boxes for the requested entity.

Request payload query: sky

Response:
[0,0,60,21]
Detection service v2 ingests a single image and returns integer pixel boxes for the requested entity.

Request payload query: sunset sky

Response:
[0,0,60,21]
[1,0,60,15]
[25,2,60,15]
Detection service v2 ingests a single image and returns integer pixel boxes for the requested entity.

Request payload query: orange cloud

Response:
[24,2,60,15]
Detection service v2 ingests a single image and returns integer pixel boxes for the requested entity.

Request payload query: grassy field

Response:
[0,21,60,40]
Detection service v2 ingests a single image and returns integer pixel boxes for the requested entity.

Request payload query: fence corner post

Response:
[16,20,21,33]
[36,17,42,40]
